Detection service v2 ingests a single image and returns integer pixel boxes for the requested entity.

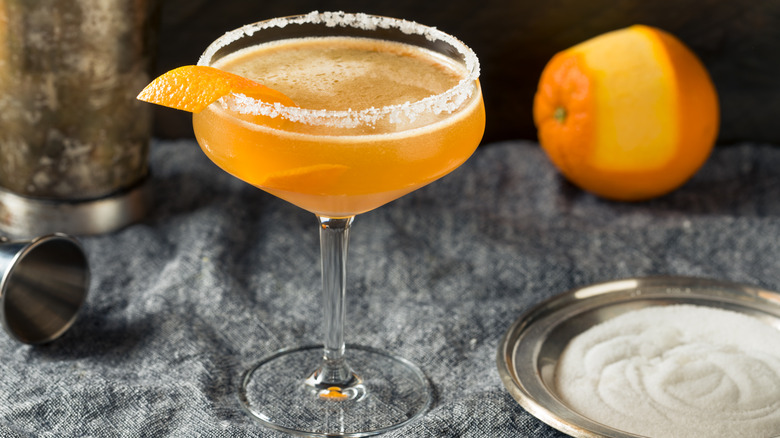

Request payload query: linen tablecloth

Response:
[2,139,779,437]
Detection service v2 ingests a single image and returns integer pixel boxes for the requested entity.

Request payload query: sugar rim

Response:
[197,11,481,128]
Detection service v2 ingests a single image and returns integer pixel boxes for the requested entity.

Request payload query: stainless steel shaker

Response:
[0,0,159,236]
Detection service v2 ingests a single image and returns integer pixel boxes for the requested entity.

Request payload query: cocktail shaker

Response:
[0,0,159,237]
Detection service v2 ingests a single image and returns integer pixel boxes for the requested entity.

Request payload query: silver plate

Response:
[496,276,780,438]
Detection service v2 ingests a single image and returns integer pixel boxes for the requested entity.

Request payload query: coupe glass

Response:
[192,11,485,436]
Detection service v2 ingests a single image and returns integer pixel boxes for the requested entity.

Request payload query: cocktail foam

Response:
[198,11,480,129]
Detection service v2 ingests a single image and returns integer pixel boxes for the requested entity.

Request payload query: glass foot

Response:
[238,345,432,436]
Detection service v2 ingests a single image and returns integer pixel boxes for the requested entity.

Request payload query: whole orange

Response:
[533,25,719,201]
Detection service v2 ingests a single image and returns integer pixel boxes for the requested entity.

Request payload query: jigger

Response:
[0,234,89,344]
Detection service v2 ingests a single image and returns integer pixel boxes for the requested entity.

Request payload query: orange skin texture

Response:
[533,26,720,201]
[534,53,596,188]
[137,65,296,113]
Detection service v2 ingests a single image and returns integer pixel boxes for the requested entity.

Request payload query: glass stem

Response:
[307,215,359,389]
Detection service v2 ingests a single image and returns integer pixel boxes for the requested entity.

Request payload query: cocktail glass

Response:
[192,11,485,436]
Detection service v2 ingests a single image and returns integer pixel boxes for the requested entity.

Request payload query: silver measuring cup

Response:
[0,233,89,344]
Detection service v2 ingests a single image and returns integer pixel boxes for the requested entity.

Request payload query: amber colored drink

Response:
[186,13,485,436]
[192,36,485,217]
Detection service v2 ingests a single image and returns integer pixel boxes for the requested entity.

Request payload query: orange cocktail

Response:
[140,12,485,437]
[192,35,484,217]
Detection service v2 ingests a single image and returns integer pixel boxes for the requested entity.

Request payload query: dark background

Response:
[151,0,780,146]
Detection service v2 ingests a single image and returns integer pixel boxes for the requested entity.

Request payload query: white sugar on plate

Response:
[555,304,780,438]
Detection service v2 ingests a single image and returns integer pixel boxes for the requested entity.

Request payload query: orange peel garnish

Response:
[137,65,296,113]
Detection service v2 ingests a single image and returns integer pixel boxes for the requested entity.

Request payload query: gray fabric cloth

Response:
[1,139,779,437]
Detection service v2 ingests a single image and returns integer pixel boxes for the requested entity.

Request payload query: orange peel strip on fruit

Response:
[137,65,296,113]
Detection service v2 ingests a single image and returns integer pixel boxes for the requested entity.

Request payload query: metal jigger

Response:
[0,233,89,344]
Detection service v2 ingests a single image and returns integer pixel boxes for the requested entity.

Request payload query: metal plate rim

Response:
[496,275,780,438]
